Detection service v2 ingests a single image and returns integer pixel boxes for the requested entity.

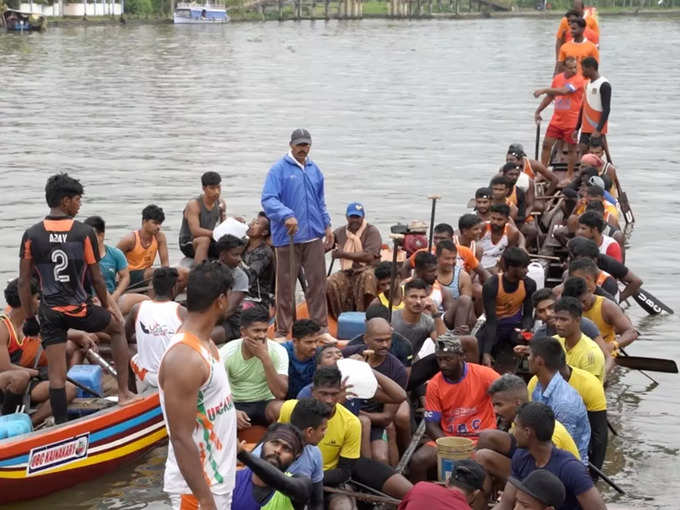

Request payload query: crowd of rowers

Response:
[0,5,635,508]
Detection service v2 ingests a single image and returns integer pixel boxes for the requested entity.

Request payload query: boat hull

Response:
[0,393,166,504]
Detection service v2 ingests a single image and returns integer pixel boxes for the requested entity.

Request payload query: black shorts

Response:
[370,425,387,442]
[351,457,395,490]
[179,239,219,259]
[39,303,111,347]
[579,132,599,145]
[234,400,273,427]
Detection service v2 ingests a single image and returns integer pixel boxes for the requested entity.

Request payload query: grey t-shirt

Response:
[391,310,435,355]
[231,266,250,293]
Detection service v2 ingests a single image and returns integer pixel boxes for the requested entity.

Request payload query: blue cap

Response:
[346,202,365,218]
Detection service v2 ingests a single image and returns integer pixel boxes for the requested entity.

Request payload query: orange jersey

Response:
[409,245,479,273]
[556,10,600,40]
[549,72,586,130]
[522,158,535,179]
[496,274,526,319]
[126,230,158,270]
[558,40,599,75]
[424,363,500,438]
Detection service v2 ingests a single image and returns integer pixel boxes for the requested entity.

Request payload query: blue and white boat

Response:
[173,2,229,23]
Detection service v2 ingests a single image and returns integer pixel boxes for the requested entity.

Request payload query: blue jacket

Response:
[261,153,331,247]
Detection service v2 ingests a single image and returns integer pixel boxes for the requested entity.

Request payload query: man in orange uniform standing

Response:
[557,18,599,76]
[577,57,612,153]
[534,56,587,180]
[555,2,600,60]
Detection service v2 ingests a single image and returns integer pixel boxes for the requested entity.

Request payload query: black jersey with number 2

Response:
[20,217,100,310]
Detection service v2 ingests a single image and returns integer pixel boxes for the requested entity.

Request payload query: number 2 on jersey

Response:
[52,249,71,282]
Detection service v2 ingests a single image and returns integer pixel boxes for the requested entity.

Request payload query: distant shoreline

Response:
[43,7,680,26]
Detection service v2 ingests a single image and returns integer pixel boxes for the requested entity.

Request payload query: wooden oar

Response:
[632,288,674,315]
[618,348,658,385]
[396,419,426,475]
[427,194,441,253]
[387,234,403,323]
[535,121,541,160]
[86,349,118,377]
[601,134,635,225]
[615,354,678,374]
[588,461,625,495]
[323,486,400,505]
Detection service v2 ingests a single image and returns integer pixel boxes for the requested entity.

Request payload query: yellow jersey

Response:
[583,295,616,344]
[528,368,606,412]
[555,333,605,383]
[278,399,361,471]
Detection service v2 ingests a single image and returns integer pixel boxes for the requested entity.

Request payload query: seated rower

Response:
[84,216,150,316]
[349,304,413,370]
[531,288,603,346]
[500,163,533,227]
[584,138,621,198]
[478,204,523,273]
[126,268,186,392]
[455,214,490,316]
[117,204,170,290]
[279,367,413,507]
[233,423,312,510]
[251,398,332,510]
[398,459,486,510]
[563,276,637,372]
[492,402,606,510]
[490,175,519,222]
[1,279,78,425]
[178,171,226,265]
[505,143,558,194]
[370,261,404,311]
[409,334,500,482]
[221,306,289,428]
[243,212,275,311]
[526,336,590,463]
[567,237,642,303]
[479,248,536,367]
[576,184,619,224]
[584,199,625,254]
[527,356,608,475]
[552,297,605,382]
[577,211,623,262]
[436,240,474,329]
[475,374,580,494]
[19,173,136,424]
[282,320,322,401]
[214,234,250,343]
[326,202,382,320]
[342,318,408,465]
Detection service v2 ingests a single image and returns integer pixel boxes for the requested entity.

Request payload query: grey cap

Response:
[588,175,605,190]
[290,128,312,146]
[509,469,565,508]
[436,332,464,355]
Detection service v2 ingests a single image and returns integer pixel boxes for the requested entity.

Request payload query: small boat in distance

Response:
[2,10,47,32]
[173,2,229,23]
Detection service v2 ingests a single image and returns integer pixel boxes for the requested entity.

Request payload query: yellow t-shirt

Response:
[510,420,580,460]
[278,399,361,471]
[528,367,606,413]
[555,333,605,383]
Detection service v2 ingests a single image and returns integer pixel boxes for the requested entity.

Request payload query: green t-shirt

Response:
[221,338,288,402]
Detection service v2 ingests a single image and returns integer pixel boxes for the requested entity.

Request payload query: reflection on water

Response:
[1,16,680,508]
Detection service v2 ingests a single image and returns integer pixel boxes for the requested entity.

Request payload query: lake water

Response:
[1,15,679,508]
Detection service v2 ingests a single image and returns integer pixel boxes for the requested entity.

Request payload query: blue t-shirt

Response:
[283,341,316,400]
[232,467,274,510]
[511,447,593,510]
[252,443,323,483]
[531,373,591,463]
[297,383,362,416]
[99,245,128,293]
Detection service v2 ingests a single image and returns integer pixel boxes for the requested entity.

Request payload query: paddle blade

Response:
[616,355,678,374]
[633,289,674,315]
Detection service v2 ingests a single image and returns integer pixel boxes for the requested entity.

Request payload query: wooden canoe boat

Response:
[0,392,166,504]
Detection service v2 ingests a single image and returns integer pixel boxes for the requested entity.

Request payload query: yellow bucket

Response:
[435,436,475,482]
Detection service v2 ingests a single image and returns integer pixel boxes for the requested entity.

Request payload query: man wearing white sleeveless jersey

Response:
[126,267,186,392]
[159,262,237,510]
[577,57,611,152]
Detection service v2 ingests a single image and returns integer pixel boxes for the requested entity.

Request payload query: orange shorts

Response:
[546,123,577,145]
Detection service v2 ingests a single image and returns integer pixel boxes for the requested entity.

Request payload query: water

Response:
[2,15,680,508]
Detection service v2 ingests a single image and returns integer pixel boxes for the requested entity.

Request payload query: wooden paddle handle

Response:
[389,233,405,241]
[427,194,442,200]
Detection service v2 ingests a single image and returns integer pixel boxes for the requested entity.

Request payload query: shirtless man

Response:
[117,204,170,289]
[158,262,237,509]
[479,204,523,272]
[178,171,226,264]
[19,173,136,425]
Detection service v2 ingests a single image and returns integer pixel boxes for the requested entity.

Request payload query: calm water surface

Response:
[1,16,679,508]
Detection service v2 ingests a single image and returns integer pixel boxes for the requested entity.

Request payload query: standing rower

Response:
[577,57,612,152]
[19,173,136,425]
[158,262,237,510]
[555,0,600,61]
[556,19,599,76]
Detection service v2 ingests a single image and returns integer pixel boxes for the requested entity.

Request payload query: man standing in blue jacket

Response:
[262,129,333,337]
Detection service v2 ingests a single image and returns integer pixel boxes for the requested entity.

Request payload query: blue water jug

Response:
[67,364,102,398]
[0,413,33,439]
[337,312,366,340]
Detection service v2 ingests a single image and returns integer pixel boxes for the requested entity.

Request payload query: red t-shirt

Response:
[425,363,499,438]
[398,482,472,510]
[550,72,586,130]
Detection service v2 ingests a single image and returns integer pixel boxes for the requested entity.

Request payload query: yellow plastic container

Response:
[435,436,475,482]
